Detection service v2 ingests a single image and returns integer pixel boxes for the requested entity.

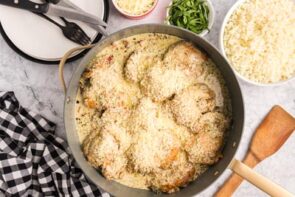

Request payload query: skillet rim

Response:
[64,24,245,197]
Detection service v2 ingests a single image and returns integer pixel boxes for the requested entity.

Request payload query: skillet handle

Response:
[229,159,294,197]
[59,44,95,93]
[215,152,259,197]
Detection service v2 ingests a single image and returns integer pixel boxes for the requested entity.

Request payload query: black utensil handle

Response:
[46,0,60,4]
[0,0,49,13]
[34,13,63,28]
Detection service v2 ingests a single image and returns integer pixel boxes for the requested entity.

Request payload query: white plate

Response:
[0,0,106,62]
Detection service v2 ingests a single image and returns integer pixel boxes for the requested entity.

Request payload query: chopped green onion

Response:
[168,0,210,34]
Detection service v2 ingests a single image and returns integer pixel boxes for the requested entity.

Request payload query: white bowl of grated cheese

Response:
[219,0,295,86]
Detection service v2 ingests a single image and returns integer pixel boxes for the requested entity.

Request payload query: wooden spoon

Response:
[215,105,295,197]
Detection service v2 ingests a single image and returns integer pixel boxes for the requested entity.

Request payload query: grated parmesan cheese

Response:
[115,0,155,15]
[223,0,295,83]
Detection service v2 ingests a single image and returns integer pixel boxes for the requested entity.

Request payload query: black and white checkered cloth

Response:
[0,92,110,197]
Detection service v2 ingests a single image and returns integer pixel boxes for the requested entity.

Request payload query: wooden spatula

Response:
[215,105,295,197]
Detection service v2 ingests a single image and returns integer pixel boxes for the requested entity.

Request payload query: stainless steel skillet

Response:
[59,24,292,197]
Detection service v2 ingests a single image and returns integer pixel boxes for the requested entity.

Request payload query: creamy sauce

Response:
[116,172,149,190]
[115,0,156,15]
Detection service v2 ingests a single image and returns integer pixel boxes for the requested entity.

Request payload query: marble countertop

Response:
[0,0,295,196]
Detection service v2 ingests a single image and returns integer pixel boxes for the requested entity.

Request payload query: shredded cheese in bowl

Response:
[114,0,156,16]
[223,0,295,84]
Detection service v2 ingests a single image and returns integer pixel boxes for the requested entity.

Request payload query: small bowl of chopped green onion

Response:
[166,0,214,37]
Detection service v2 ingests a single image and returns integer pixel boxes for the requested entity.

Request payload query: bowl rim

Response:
[219,0,295,86]
[112,0,158,18]
[165,0,215,37]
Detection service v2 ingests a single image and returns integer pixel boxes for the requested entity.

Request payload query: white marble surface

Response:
[0,0,295,196]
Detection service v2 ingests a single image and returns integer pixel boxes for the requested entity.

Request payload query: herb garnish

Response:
[168,0,210,34]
